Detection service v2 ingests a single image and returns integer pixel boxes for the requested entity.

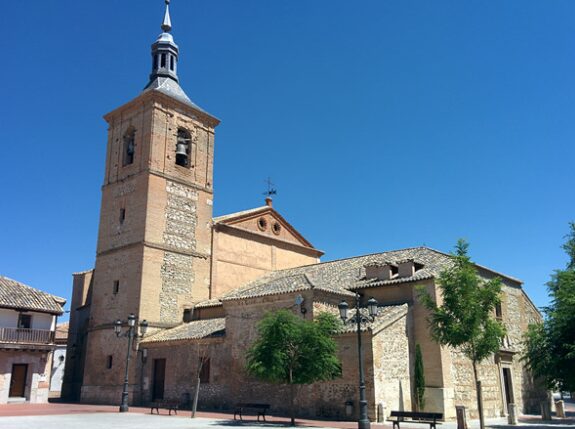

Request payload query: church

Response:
[63,2,544,421]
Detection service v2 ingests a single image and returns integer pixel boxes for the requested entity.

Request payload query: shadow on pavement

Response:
[209,420,329,428]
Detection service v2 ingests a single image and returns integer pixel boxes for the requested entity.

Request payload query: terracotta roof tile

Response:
[0,276,66,314]
[141,318,225,344]
[194,299,223,309]
[220,247,521,301]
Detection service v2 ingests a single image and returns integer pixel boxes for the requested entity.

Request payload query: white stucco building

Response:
[0,276,66,403]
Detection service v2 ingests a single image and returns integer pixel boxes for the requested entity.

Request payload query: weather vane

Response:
[263,177,277,198]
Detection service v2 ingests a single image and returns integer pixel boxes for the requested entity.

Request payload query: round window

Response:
[272,222,281,235]
[257,217,268,231]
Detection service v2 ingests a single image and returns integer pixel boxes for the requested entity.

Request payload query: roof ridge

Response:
[250,246,432,278]
[0,275,67,302]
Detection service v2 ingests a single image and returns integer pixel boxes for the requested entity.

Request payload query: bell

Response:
[176,142,188,157]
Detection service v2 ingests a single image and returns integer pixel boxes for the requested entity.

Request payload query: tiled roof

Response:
[340,304,409,334]
[221,247,521,301]
[55,322,69,341]
[222,272,356,301]
[194,299,223,309]
[141,318,226,344]
[0,276,66,314]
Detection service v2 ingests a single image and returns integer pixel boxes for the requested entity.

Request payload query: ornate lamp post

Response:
[338,294,379,429]
[114,313,148,412]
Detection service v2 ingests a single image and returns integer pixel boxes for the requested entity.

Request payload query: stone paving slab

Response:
[0,401,573,429]
[0,413,342,429]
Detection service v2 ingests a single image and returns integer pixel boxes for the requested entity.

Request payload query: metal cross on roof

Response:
[263,177,277,198]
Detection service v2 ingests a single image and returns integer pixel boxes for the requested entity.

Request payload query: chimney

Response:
[398,259,415,278]
[265,197,273,207]
[365,263,393,280]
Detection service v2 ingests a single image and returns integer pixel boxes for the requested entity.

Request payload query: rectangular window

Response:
[161,53,166,68]
[495,303,503,320]
[199,358,210,384]
[18,314,32,329]
[106,355,113,369]
[119,208,126,223]
[113,280,120,294]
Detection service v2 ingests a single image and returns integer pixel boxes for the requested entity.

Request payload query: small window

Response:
[495,303,503,320]
[161,53,166,68]
[272,222,281,235]
[175,128,191,167]
[18,314,32,329]
[123,128,136,166]
[113,280,120,294]
[257,217,267,231]
[199,358,210,384]
[119,208,126,223]
[170,56,174,71]
[106,355,113,369]
[153,55,158,70]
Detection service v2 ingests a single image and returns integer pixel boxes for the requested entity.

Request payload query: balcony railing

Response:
[0,327,55,345]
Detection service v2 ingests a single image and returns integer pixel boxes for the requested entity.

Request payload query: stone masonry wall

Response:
[160,180,197,322]
[372,313,411,415]
[448,281,545,419]
[163,181,198,252]
[142,339,229,408]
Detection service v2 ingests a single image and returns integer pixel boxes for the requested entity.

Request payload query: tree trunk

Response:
[290,383,296,426]
[191,377,200,418]
[472,361,485,429]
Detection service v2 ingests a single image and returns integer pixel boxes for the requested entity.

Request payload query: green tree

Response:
[414,344,426,411]
[523,222,575,392]
[419,239,505,429]
[245,309,341,425]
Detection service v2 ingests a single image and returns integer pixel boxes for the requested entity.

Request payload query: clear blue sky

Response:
[1,1,573,318]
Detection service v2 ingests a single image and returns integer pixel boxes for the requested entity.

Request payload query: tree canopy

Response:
[523,222,575,392]
[245,309,341,424]
[419,239,505,429]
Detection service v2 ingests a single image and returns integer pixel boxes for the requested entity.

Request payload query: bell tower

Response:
[81,0,220,403]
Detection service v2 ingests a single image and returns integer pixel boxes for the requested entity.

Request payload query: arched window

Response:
[175,128,192,167]
[123,127,136,166]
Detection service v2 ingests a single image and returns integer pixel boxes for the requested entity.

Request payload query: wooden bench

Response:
[234,403,271,422]
[150,400,179,415]
[388,411,443,429]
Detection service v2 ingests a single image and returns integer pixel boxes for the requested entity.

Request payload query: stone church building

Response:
[63,2,544,421]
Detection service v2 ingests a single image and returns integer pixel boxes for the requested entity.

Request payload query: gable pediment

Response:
[214,206,316,249]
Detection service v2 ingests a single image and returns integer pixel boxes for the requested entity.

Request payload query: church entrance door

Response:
[152,359,166,400]
[502,367,514,407]
[9,364,28,397]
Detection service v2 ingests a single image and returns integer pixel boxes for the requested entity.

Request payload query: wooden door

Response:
[152,359,166,400]
[9,364,28,397]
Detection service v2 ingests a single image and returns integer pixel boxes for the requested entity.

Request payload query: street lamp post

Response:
[338,294,379,429]
[114,313,148,413]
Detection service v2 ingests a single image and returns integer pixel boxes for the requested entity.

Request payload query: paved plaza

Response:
[0,402,573,429]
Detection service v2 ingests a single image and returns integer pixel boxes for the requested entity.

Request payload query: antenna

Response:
[263,177,277,198]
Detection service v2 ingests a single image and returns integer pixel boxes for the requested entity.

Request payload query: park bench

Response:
[389,411,443,429]
[150,399,179,415]
[233,403,271,422]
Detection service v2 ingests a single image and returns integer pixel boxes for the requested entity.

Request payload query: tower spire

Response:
[161,0,172,33]
[143,0,208,112]
[147,0,178,84]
